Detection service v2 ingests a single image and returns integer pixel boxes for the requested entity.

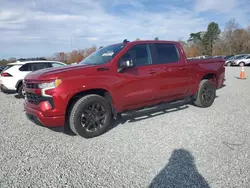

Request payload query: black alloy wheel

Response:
[201,84,215,106]
[69,94,113,138]
[81,102,107,132]
[193,79,216,108]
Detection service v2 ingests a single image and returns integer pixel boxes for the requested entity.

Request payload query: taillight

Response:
[1,72,12,77]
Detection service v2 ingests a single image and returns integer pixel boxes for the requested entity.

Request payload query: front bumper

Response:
[23,80,67,128]
[24,100,65,127]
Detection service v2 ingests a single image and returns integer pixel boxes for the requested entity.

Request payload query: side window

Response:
[51,63,65,67]
[30,63,48,71]
[246,57,250,59]
[154,43,180,64]
[120,44,151,67]
[19,64,29,71]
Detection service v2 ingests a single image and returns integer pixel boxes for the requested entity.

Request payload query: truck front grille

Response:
[26,83,39,89]
[26,92,42,104]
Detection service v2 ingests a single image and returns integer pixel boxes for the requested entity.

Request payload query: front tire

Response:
[193,79,216,108]
[69,94,112,138]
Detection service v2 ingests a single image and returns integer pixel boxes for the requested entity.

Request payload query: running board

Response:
[121,97,192,116]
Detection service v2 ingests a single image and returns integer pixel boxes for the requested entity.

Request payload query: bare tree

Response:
[223,18,239,55]
[54,52,68,63]
[231,29,250,54]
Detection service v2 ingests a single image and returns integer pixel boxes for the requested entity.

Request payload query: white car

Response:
[233,55,250,66]
[225,54,250,66]
[0,59,66,98]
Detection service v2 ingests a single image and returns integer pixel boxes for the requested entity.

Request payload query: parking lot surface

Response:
[0,67,250,188]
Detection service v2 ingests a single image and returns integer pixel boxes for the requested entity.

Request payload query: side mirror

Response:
[118,59,134,72]
[120,59,133,68]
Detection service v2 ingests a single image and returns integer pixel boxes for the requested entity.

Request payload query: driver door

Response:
[114,44,162,110]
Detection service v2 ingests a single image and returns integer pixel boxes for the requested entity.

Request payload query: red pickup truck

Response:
[23,40,225,138]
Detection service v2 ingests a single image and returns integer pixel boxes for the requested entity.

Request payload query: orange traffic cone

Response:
[239,65,246,79]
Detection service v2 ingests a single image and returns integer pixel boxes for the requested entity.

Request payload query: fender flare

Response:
[238,61,245,66]
[15,79,23,89]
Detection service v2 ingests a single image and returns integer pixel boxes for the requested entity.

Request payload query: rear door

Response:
[29,62,50,71]
[115,43,163,109]
[150,43,190,101]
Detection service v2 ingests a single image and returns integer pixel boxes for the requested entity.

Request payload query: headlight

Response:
[38,79,62,89]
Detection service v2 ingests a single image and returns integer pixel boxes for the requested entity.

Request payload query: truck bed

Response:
[187,57,225,72]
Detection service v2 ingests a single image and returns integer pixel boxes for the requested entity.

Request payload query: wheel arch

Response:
[239,61,245,66]
[201,73,217,87]
[15,79,23,90]
[65,88,116,120]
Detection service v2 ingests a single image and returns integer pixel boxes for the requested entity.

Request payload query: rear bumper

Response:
[24,101,65,127]
[0,84,16,93]
[217,69,226,89]
[218,79,226,89]
[0,78,17,91]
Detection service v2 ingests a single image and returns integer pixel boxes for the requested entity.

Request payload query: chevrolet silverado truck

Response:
[23,40,225,138]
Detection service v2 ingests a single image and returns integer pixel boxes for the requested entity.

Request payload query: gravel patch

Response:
[0,67,249,188]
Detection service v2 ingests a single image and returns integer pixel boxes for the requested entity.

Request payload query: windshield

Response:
[79,44,125,65]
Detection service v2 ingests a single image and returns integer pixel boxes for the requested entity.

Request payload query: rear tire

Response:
[17,84,25,98]
[193,79,216,108]
[69,94,112,138]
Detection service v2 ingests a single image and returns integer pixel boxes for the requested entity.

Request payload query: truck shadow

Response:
[109,95,219,132]
[108,102,191,133]
[118,104,189,124]
[148,149,210,188]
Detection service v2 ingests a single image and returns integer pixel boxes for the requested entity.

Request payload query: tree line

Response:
[180,18,250,57]
[1,18,250,66]
[0,46,97,66]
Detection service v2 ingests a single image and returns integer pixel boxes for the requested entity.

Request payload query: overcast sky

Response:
[0,0,249,59]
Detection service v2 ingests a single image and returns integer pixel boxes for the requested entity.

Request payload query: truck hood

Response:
[24,64,94,81]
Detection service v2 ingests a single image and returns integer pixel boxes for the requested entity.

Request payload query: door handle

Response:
[148,70,157,74]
